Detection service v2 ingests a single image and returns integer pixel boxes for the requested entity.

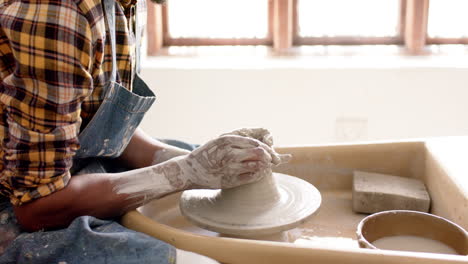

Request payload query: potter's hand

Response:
[221,127,274,146]
[221,127,291,165]
[175,135,274,189]
[112,133,292,208]
[152,144,191,165]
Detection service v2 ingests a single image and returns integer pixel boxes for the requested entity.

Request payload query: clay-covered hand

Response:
[221,127,274,146]
[175,135,274,189]
[221,127,291,165]
[152,144,191,165]
[112,133,292,207]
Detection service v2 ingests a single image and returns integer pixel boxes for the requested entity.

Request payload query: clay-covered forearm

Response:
[112,135,286,202]
[13,173,141,232]
[13,158,193,232]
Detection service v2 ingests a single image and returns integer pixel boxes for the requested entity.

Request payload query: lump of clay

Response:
[352,171,430,214]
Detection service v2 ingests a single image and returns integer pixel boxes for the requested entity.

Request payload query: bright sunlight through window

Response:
[428,0,468,38]
[167,0,269,39]
[297,0,400,37]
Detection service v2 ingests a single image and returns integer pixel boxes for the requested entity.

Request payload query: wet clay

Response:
[139,190,361,245]
[372,235,457,255]
[179,171,321,237]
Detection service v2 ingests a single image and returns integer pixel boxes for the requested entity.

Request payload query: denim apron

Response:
[0,0,177,263]
[71,0,155,174]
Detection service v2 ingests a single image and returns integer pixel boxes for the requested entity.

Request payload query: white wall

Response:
[139,56,468,146]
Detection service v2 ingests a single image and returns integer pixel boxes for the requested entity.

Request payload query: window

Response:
[427,0,468,44]
[296,0,402,45]
[147,0,272,54]
[146,0,468,55]
[167,0,269,40]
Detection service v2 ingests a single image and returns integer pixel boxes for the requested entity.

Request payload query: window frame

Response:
[146,0,465,56]
[425,0,468,45]
[292,0,406,46]
[147,0,274,55]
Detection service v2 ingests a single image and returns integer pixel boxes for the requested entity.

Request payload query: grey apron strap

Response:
[73,0,155,163]
[103,0,118,89]
[134,1,143,74]
[129,0,146,74]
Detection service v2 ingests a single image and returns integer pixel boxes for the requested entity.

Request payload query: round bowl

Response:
[357,210,468,255]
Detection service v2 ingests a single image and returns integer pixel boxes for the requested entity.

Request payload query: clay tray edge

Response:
[121,137,468,264]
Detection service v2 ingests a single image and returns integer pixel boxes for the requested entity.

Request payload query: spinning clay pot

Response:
[180,169,321,238]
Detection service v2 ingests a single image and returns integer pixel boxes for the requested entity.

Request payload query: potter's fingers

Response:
[242,127,273,146]
[241,127,274,146]
[277,154,292,165]
[262,133,274,147]
[236,171,265,185]
[218,135,263,149]
[253,147,273,164]
[201,135,259,150]
[255,141,282,165]
[220,128,273,145]
[245,141,291,165]
[224,161,267,176]
[211,135,279,164]
[240,160,269,171]
[230,147,272,164]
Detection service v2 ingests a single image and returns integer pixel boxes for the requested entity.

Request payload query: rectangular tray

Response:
[122,137,468,264]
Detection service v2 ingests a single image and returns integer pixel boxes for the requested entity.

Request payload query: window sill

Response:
[141,45,468,70]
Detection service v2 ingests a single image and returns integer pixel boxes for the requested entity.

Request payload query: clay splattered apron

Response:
[75,3,154,158]
[72,0,155,174]
[0,0,176,263]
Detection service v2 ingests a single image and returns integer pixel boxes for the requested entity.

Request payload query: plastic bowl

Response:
[356,210,468,255]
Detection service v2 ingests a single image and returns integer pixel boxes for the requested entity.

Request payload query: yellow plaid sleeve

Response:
[0,0,94,205]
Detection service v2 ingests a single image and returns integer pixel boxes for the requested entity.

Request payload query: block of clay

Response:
[352,171,430,214]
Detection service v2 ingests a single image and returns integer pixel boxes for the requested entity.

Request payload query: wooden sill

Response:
[141,45,468,70]
[146,44,468,58]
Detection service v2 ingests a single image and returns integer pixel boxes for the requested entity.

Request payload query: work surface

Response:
[139,190,363,247]
[122,136,468,264]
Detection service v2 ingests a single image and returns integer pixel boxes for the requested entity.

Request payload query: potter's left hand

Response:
[174,135,275,189]
[221,127,291,165]
[111,132,292,211]
[221,127,274,146]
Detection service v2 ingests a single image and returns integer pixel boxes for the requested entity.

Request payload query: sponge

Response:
[352,171,430,214]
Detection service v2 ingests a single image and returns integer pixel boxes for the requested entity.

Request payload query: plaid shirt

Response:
[0,0,141,205]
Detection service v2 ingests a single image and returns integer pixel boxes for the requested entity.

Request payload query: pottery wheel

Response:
[179,172,321,237]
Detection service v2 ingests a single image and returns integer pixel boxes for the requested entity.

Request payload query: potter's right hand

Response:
[221,127,274,146]
[221,128,292,165]
[175,135,273,189]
